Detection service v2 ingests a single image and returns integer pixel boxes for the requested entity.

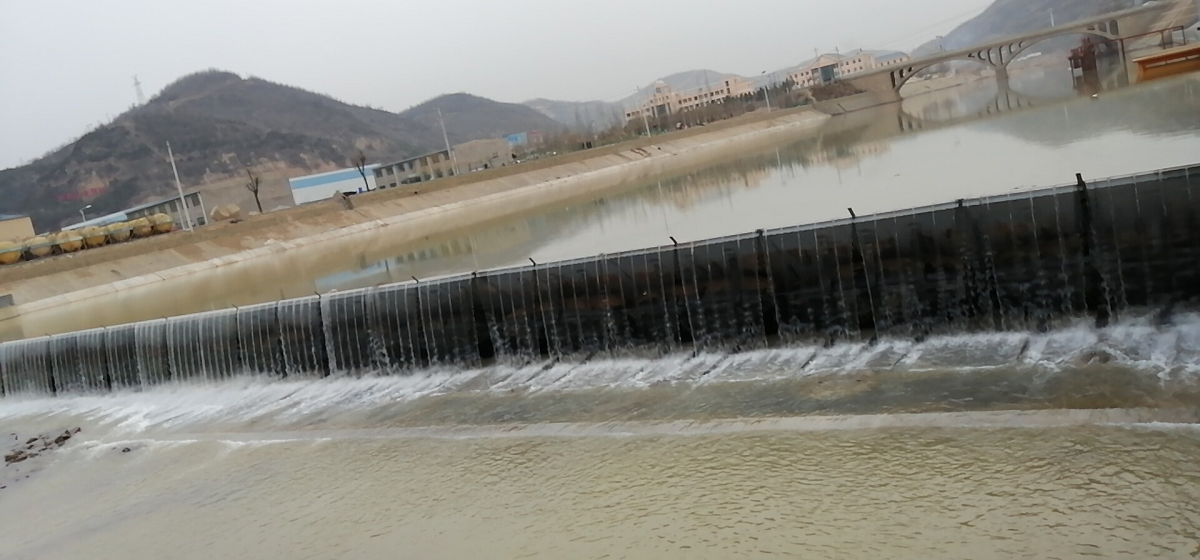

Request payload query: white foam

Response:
[4,314,1199,438]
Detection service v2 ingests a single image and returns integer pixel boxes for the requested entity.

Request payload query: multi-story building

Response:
[373,138,514,188]
[452,138,514,172]
[790,54,847,88]
[873,51,911,69]
[374,149,454,188]
[65,192,208,230]
[788,50,911,88]
[624,77,755,123]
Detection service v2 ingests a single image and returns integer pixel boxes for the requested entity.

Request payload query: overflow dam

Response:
[1,164,1198,397]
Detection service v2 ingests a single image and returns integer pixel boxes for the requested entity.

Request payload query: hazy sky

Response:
[0,0,990,169]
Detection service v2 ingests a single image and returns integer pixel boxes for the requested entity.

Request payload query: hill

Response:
[523,99,628,132]
[911,0,1136,58]
[0,71,561,230]
[398,93,563,145]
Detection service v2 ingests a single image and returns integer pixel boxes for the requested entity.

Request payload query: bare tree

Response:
[353,150,371,192]
[245,168,263,213]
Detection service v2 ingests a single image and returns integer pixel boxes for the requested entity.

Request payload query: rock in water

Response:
[4,449,36,465]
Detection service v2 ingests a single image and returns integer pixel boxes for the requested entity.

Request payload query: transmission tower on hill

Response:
[133,75,146,105]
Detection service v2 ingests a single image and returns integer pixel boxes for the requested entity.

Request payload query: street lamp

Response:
[79,204,92,222]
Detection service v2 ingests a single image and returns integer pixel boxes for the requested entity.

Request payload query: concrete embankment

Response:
[0,107,828,322]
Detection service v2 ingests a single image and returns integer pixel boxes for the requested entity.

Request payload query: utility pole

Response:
[630,86,653,137]
[437,108,459,176]
[761,71,773,112]
[1050,8,1055,27]
[133,75,146,105]
[166,141,193,231]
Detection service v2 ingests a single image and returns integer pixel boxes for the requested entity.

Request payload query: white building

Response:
[788,50,911,88]
[623,77,755,123]
[288,165,379,205]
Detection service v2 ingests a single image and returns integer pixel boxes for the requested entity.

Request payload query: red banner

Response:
[57,186,107,202]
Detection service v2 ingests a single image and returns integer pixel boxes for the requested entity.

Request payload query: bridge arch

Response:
[889,28,1121,91]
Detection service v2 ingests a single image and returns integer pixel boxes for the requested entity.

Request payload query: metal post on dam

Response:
[2,164,1198,398]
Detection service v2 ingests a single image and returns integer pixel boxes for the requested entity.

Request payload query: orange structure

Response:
[1134,43,1200,82]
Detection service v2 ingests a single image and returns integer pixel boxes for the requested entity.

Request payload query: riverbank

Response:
[0,107,828,325]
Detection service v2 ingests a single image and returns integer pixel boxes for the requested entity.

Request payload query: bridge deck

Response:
[853,3,1167,79]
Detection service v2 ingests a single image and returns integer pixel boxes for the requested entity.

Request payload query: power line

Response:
[857,2,994,51]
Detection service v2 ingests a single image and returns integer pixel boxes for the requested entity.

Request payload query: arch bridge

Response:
[845,3,1169,99]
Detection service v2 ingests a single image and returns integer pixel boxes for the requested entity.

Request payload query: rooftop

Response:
[874,51,910,62]
[290,165,380,182]
[62,191,204,230]
[124,191,204,214]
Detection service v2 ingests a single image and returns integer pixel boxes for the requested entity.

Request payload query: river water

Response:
[3,68,1200,558]
[2,311,1200,558]
[2,419,1199,559]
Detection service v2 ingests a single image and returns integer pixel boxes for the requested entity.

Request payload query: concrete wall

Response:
[454,138,513,172]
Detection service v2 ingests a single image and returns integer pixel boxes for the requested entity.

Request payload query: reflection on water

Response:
[4,72,1200,339]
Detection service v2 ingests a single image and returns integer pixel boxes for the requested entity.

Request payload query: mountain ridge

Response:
[0,70,563,229]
